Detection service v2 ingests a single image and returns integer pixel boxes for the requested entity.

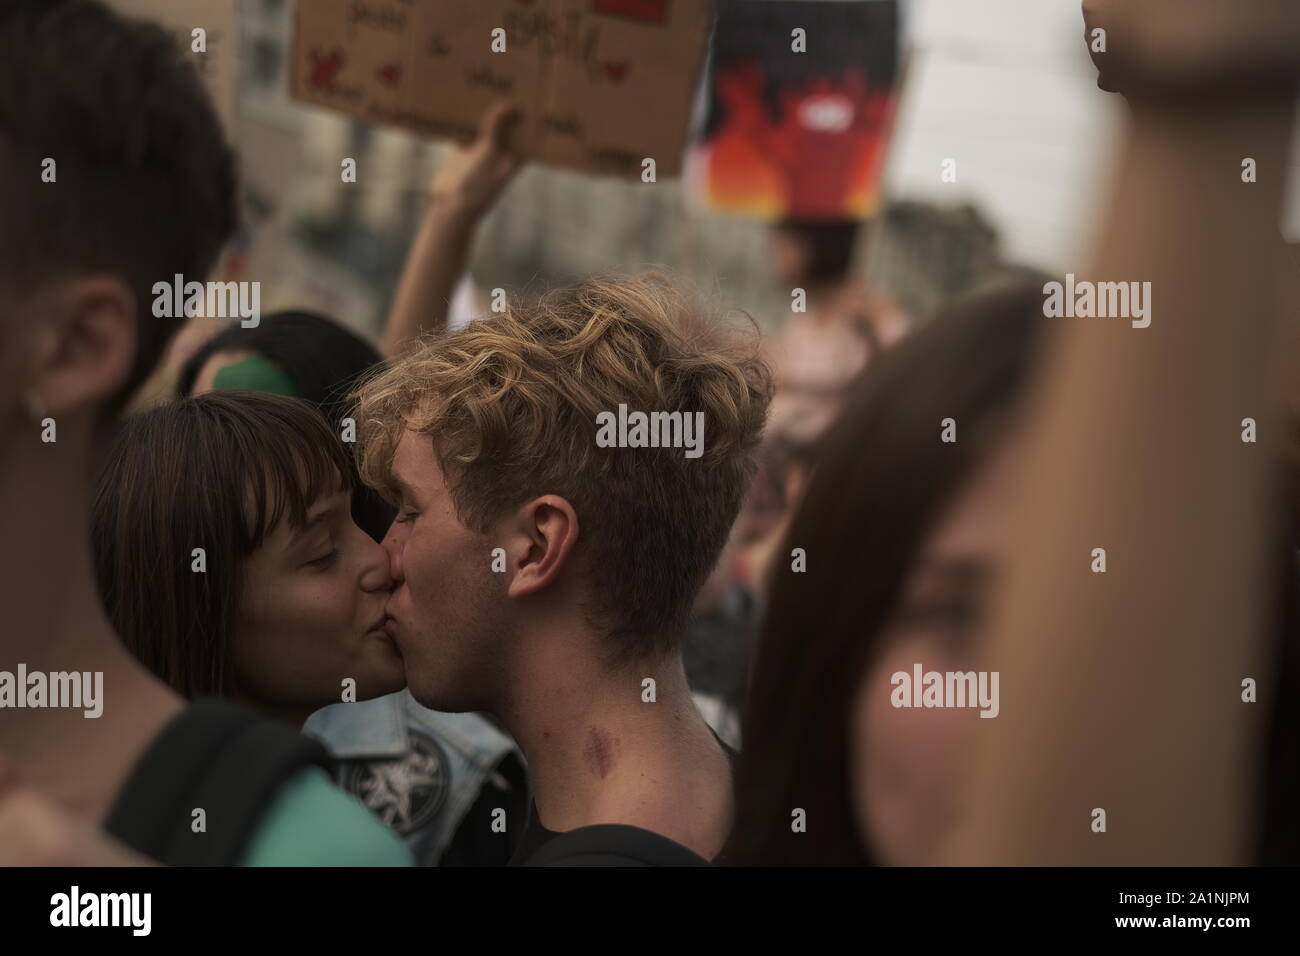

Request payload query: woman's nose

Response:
[359,533,395,592]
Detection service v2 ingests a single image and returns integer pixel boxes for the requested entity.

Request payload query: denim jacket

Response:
[303,691,520,866]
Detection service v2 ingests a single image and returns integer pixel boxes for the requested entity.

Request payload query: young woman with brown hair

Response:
[728,0,1300,865]
[92,391,405,718]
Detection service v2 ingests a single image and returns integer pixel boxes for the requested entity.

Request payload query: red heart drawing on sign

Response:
[309,49,344,91]
[603,61,629,83]
[378,63,401,86]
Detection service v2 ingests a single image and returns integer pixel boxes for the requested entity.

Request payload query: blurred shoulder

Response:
[239,766,411,867]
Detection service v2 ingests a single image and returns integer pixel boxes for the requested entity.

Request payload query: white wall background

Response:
[886,0,1300,270]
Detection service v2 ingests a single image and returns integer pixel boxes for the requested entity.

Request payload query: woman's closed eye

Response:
[896,558,991,641]
[305,545,339,569]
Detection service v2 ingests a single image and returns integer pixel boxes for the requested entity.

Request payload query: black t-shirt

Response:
[509,736,737,867]
[439,751,529,867]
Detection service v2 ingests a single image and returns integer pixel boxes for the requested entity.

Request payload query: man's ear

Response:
[27,275,137,417]
[504,495,580,600]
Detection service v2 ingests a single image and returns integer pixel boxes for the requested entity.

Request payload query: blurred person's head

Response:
[176,311,393,540]
[726,282,1049,865]
[761,408,832,513]
[727,414,829,598]
[0,0,236,457]
[92,392,403,723]
[354,274,772,713]
[695,415,824,609]
[769,219,863,292]
[861,201,1001,325]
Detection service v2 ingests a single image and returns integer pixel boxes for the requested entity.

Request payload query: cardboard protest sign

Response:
[290,0,713,178]
[106,0,240,136]
[692,0,899,221]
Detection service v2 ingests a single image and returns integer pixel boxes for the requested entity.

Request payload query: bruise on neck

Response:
[583,726,620,780]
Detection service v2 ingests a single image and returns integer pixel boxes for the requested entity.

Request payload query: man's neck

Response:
[0,436,182,822]
[495,627,733,859]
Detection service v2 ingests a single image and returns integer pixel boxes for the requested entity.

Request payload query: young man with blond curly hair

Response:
[355,274,772,865]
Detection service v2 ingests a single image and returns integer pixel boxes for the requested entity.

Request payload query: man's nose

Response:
[381,520,406,584]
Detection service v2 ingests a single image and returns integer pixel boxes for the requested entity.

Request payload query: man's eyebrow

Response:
[390,467,417,501]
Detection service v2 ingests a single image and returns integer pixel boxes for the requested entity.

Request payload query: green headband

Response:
[211,355,299,398]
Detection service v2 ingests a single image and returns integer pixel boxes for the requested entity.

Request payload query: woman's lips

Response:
[366,617,401,656]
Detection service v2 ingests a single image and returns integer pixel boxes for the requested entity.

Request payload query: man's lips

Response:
[383,598,402,633]
[379,617,403,657]
[377,606,405,637]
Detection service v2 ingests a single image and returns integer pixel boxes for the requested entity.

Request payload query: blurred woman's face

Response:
[850,442,1020,864]
[230,487,405,721]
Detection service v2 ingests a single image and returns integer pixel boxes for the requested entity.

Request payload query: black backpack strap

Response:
[105,698,334,866]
